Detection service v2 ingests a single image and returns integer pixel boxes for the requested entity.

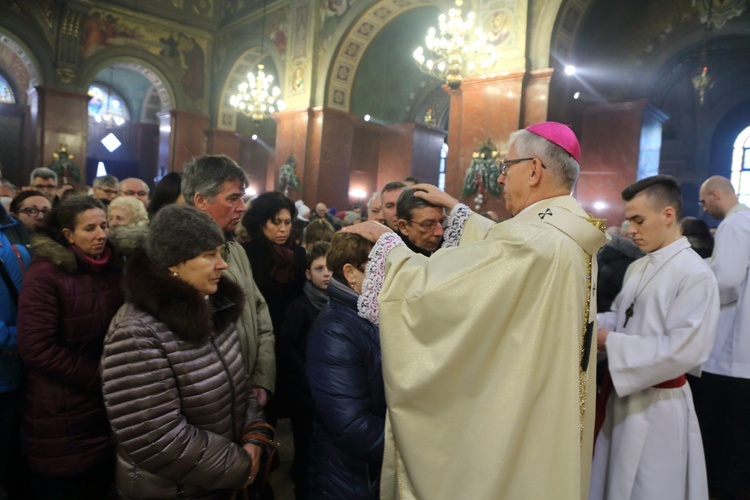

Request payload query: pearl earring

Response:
[172,271,179,278]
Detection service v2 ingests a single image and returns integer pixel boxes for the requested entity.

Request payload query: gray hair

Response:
[396,188,441,220]
[119,177,150,193]
[181,155,248,206]
[30,167,57,184]
[93,175,119,188]
[508,129,579,190]
[109,195,149,226]
[366,192,380,211]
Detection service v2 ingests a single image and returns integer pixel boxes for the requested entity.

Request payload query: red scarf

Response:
[71,245,112,272]
[269,243,295,284]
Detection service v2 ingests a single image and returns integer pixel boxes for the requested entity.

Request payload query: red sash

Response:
[593,371,686,446]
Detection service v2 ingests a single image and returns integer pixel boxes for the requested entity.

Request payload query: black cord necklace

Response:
[622,247,688,328]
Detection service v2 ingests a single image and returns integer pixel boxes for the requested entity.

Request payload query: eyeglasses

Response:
[122,190,148,197]
[408,217,447,231]
[33,183,56,190]
[95,187,119,196]
[17,207,50,217]
[498,158,534,176]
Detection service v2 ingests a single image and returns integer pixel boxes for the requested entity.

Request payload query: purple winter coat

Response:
[17,235,123,476]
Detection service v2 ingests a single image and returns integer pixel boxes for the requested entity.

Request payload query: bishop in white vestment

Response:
[347,122,609,500]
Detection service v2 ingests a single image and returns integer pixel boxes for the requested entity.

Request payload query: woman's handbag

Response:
[231,422,280,500]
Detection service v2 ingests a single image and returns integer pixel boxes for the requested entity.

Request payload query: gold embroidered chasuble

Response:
[378,195,608,500]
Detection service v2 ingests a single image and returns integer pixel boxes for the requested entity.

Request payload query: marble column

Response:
[29,86,89,181]
[445,72,525,218]
[579,99,668,227]
[157,109,208,172]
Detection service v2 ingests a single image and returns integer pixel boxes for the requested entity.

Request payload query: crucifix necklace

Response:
[623,247,688,328]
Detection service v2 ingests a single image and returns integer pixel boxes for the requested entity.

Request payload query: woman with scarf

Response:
[242,192,306,420]
[17,195,124,499]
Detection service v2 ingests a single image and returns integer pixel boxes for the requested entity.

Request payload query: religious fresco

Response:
[576,0,745,72]
[290,64,305,92]
[0,43,31,104]
[82,9,208,103]
[320,0,358,46]
[479,0,525,63]
[269,11,289,55]
[293,3,310,60]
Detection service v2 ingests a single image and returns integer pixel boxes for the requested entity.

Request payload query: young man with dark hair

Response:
[380,181,407,230]
[591,175,720,500]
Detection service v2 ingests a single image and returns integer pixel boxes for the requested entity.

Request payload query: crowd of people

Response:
[0,121,747,500]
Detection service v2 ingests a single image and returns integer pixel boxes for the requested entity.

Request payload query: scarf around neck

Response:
[303,280,329,311]
[269,242,296,283]
[71,245,112,272]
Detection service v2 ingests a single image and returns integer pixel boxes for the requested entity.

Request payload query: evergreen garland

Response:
[461,157,501,198]
[277,154,301,196]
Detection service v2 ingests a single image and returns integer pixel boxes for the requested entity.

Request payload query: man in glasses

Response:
[395,188,444,256]
[92,175,119,206]
[345,122,608,500]
[119,177,150,208]
[28,168,58,202]
[9,191,51,233]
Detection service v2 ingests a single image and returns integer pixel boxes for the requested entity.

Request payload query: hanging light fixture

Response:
[413,0,499,91]
[692,1,715,106]
[94,67,125,128]
[230,0,285,123]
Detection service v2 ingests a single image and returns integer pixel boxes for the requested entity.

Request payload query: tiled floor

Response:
[267,418,295,500]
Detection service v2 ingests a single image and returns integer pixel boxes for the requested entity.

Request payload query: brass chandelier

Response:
[412,0,498,90]
[229,0,285,123]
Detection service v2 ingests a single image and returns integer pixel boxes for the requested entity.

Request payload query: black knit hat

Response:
[147,204,225,268]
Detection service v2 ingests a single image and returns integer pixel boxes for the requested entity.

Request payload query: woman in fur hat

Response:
[101,204,276,499]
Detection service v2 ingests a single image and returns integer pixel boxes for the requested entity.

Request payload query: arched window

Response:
[0,74,15,104]
[87,84,129,126]
[731,126,750,205]
[439,140,448,191]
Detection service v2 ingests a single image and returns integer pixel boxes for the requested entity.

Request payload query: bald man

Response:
[119,178,150,208]
[692,175,750,498]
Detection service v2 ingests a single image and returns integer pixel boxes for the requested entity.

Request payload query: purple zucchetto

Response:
[526,122,581,162]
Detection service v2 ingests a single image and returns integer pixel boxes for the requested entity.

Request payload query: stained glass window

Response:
[731,126,750,206]
[439,141,448,190]
[0,74,14,104]
[87,84,129,126]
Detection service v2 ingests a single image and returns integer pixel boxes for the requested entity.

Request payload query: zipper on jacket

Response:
[209,335,239,440]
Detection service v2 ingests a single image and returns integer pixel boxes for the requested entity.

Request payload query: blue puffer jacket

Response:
[305,277,385,499]
[0,207,30,393]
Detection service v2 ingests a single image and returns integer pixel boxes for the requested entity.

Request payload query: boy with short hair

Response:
[277,241,331,497]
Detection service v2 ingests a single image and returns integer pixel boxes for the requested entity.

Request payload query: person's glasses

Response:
[499,158,534,176]
[33,184,56,191]
[122,190,148,197]
[18,207,50,217]
[96,187,119,196]
[408,217,447,231]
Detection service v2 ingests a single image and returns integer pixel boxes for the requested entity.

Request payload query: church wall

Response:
[351,124,380,195]
[0,104,29,187]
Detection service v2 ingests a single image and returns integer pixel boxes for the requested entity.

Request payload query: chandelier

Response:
[692,1,715,106]
[229,0,285,123]
[230,64,285,123]
[413,0,498,90]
